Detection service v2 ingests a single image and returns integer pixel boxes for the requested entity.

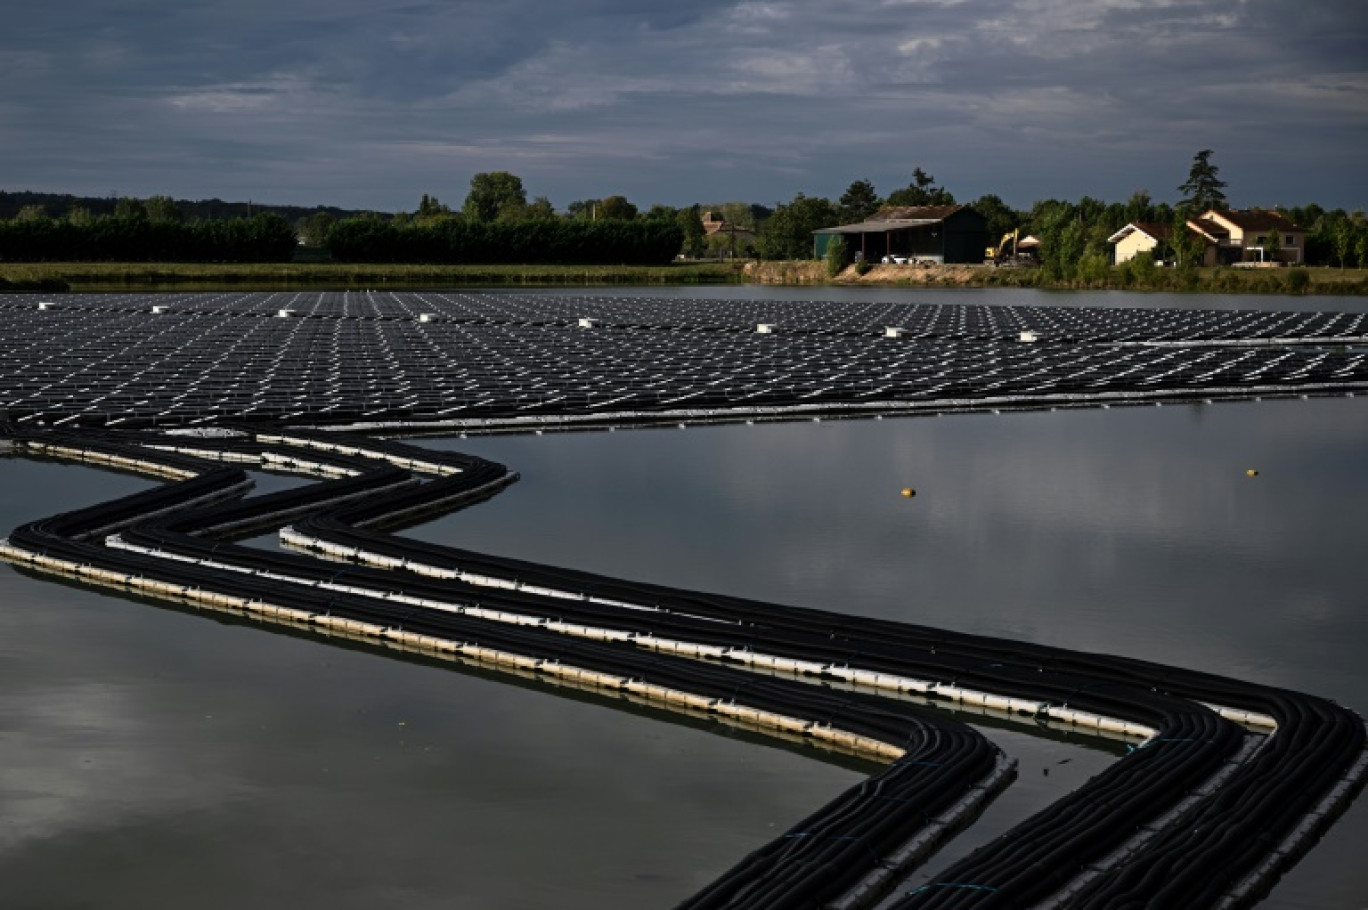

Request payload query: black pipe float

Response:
[2,426,1008,909]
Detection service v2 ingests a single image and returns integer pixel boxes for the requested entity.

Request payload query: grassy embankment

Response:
[746,261,1368,295]
[0,260,746,292]
[5,259,1366,295]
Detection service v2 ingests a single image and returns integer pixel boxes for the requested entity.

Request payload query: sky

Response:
[3,0,1366,214]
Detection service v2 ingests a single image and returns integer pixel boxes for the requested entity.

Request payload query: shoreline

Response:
[2,259,1366,295]
[744,260,1368,296]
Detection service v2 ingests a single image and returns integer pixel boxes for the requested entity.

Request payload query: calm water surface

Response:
[2,289,1366,909]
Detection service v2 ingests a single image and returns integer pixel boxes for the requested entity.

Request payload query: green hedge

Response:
[326,217,683,265]
[0,214,298,263]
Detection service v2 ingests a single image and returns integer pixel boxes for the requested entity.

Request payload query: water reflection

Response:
[417,396,1368,908]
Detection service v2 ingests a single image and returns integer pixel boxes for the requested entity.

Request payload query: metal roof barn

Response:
[814,205,988,265]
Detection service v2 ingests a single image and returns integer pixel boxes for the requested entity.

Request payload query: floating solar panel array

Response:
[2,292,1366,431]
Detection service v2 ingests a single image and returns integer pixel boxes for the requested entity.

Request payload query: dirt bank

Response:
[744,260,1008,287]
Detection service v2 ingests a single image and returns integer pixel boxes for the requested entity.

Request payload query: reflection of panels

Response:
[1,293,1366,429]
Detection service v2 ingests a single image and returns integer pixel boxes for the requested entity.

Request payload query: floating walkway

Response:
[2,418,1365,908]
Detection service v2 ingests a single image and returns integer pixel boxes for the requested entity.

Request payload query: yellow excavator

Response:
[986,230,1020,263]
[986,229,1038,266]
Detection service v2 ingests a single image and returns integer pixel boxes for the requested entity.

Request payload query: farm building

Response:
[814,205,988,265]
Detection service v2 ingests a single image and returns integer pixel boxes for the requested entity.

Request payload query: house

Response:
[701,211,757,250]
[1193,210,1305,265]
[1109,210,1305,267]
[813,205,988,265]
[1110,222,1172,265]
[1108,221,1222,266]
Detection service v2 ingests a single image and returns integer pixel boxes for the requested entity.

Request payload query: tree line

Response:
[3,155,1366,270]
[326,216,683,266]
[751,153,1368,273]
[0,191,362,227]
[0,201,298,262]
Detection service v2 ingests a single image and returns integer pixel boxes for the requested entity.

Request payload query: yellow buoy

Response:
[1246,469,1259,477]
[900,488,916,498]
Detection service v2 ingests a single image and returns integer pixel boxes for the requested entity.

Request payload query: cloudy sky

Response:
[4,0,1365,213]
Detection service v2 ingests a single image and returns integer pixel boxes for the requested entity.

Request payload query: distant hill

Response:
[0,190,378,223]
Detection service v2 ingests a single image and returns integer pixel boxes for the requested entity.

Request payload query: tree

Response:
[417,193,449,218]
[1332,219,1354,268]
[525,196,556,219]
[1123,190,1154,225]
[1263,228,1281,264]
[1177,149,1228,211]
[971,194,1021,247]
[296,210,336,247]
[113,197,147,220]
[596,195,638,220]
[824,235,848,277]
[66,203,94,226]
[756,193,838,260]
[885,167,955,207]
[463,171,527,222]
[676,206,705,258]
[145,195,182,223]
[13,204,49,222]
[1028,199,1084,280]
[1168,208,1204,268]
[838,179,881,223]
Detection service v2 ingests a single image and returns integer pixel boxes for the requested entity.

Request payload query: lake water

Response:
[2,288,1366,909]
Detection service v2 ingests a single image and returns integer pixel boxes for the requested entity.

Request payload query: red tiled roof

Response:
[1109,221,1220,246]
[1204,210,1302,232]
[1132,222,1173,239]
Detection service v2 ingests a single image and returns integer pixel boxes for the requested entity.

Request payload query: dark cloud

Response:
[2,0,1364,211]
